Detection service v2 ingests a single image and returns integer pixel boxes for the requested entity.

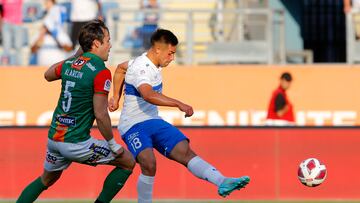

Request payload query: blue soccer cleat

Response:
[218,176,250,197]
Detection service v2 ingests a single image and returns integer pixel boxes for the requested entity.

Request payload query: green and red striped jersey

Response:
[48,52,111,143]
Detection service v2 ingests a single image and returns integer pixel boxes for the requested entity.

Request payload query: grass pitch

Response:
[1,201,360,203]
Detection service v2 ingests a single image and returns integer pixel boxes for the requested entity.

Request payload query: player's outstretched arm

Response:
[138,84,194,117]
[109,61,128,112]
[94,94,124,155]
[44,47,84,82]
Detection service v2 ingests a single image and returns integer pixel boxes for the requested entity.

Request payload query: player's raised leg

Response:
[217,175,250,197]
[169,140,250,197]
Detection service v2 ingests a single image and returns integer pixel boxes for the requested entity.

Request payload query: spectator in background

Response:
[122,26,144,57]
[266,72,295,126]
[139,0,159,50]
[0,0,24,65]
[70,0,102,49]
[344,0,360,39]
[122,0,159,57]
[30,0,72,66]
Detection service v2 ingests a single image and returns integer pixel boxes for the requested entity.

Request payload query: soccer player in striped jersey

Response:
[17,20,135,203]
[109,29,250,202]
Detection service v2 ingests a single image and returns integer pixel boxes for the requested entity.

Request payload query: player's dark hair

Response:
[78,19,109,52]
[150,28,178,46]
[281,72,292,82]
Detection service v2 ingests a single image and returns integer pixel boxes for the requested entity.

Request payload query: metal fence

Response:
[106,8,286,65]
[346,9,360,64]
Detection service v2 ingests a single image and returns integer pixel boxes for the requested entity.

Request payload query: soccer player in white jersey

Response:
[109,29,250,202]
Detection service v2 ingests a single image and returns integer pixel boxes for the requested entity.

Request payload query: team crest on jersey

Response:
[71,56,90,70]
[104,79,111,91]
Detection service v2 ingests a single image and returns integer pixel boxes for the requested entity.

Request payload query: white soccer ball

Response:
[297,158,327,187]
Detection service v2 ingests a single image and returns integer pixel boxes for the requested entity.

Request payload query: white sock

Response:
[187,156,225,186]
[137,174,154,203]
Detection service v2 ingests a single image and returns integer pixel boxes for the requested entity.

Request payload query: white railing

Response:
[346,9,360,64]
[106,8,286,65]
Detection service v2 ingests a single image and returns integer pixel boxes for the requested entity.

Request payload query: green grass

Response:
[1,201,360,203]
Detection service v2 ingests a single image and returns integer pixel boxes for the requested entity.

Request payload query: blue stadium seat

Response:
[101,1,120,22]
[22,2,44,22]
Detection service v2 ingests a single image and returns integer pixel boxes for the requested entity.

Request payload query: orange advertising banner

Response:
[1,65,360,126]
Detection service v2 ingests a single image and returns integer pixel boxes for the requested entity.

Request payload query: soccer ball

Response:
[297,158,327,187]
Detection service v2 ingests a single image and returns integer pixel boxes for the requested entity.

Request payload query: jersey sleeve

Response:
[55,61,64,78]
[94,69,112,96]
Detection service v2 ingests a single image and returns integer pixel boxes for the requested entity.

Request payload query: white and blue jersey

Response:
[118,54,162,135]
[118,54,188,158]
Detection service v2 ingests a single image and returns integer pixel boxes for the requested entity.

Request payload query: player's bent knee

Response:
[184,153,197,165]
[122,158,136,171]
[139,160,157,175]
[170,144,197,165]
[185,147,197,158]
[130,160,136,170]
[41,171,62,187]
[112,151,136,171]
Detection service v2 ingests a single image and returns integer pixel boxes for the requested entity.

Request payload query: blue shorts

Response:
[121,119,188,158]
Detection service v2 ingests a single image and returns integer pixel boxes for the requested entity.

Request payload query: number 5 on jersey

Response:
[62,81,75,112]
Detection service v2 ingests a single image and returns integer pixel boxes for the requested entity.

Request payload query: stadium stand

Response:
[3,0,359,65]
[199,40,270,64]
[22,1,43,23]
[105,0,286,65]
[102,0,120,22]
